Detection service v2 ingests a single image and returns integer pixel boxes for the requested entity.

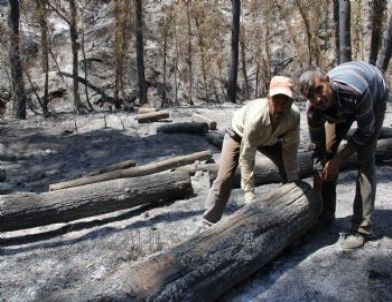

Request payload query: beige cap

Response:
[269,76,293,99]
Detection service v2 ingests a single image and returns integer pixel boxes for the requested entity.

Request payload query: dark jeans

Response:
[322,98,387,234]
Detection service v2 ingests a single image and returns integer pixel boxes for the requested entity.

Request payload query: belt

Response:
[225,127,242,143]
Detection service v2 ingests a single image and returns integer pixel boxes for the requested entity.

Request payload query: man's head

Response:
[299,70,335,111]
[268,76,294,123]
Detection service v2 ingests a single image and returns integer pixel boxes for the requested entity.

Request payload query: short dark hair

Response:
[298,69,326,98]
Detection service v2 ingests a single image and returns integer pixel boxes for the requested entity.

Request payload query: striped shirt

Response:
[307,61,388,159]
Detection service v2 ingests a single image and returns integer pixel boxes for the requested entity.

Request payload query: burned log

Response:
[137,111,169,123]
[205,130,225,148]
[207,128,392,150]
[0,171,192,232]
[346,127,392,140]
[87,160,136,176]
[48,181,321,302]
[138,107,158,114]
[49,150,212,191]
[157,122,209,135]
[205,138,392,187]
[191,113,217,130]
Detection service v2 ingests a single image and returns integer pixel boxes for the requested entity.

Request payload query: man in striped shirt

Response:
[299,61,389,250]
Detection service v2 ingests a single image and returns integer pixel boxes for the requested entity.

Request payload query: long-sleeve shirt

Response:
[308,61,388,160]
[231,98,300,195]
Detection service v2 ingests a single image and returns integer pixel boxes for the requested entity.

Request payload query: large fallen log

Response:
[206,128,392,149]
[87,160,136,176]
[157,122,209,135]
[0,171,192,232]
[191,113,217,130]
[137,111,169,123]
[198,138,392,187]
[48,181,321,302]
[138,107,158,114]
[49,150,212,191]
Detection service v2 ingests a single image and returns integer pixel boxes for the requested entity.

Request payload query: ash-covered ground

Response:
[0,103,391,301]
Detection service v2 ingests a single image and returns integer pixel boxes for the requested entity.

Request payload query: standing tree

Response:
[227,0,240,103]
[35,0,50,114]
[338,0,352,63]
[69,0,82,113]
[46,0,85,113]
[8,0,27,119]
[186,1,193,105]
[135,0,147,105]
[377,15,392,72]
[333,0,340,64]
[369,0,387,65]
[113,0,130,109]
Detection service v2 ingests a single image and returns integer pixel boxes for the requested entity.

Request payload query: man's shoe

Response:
[341,233,366,250]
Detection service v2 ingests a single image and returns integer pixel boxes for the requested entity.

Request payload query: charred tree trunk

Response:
[87,160,136,176]
[49,150,212,191]
[227,0,240,103]
[157,122,209,135]
[377,15,392,72]
[37,0,49,114]
[135,0,147,105]
[186,2,193,106]
[137,111,169,123]
[191,113,217,130]
[338,0,352,63]
[1,171,193,232]
[48,181,321,302]
[8,0,26,119]
[369,0,386,65]
[333,0,340,64]
[69,0,82,114]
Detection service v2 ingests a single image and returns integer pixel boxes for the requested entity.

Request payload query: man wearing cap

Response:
[203,76,300,225]
[299,61,389,250]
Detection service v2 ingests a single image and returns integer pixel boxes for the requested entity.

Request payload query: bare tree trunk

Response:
[161,21,168,107]
[37,0,49,115]
[369,0,386,65]
[69,0,82,113]
[377,15,392,72]
[296,0,313,67]
[135,0,147,105]
[333,0,340,64]
[338,0,352,63]
[8,0,26,119]
[227,0,240,103]
[113,0,126,109]
[240,25,249,100]
[194,17,208,104]
[174,12,179,105]
[81,12,93,112]
[186,2,193,105]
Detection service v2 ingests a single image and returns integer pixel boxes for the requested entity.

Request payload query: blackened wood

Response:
[49,150,212,191]
[1,171,192,232]
[47,181,321,302]
[157,122,209,135]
